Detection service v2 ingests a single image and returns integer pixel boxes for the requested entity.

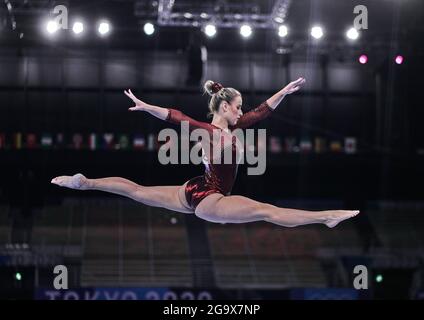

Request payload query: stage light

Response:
[346,27,359,40]
[204,24,217,37]
[46,20,58,34]
[98,21,110,36]
[278,25,288,38]
[143,22,155,36]
[311,26,324,39]
[240,24,252,38]
[395,55,404,65]
[15,272,22,281]
[375,274,383,283]
[274,17,284,24]
[359,54,368,64]
[72,21,84,35]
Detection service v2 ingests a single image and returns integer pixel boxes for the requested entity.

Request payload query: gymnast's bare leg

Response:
[52,174,358,228]
[195,193,359,228]
[51,173,193,213]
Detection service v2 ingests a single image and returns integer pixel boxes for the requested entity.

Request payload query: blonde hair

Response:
[203,80,241,118]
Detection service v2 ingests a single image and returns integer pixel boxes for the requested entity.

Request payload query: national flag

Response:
[345,137,357,154]
[314,137,326,154]
[41,134,53,148]
[26,133,37,149]
[89,134,98,151]
[0,133,5,149]
[269,136,282,154]
[13,133,22,150]
[300,138,312,153]
[330,140,342,153]
[119,134,130,150]
[56,133,65,149]
[103,133,114,150]
[72,133,83,149]
[147,133,156,151]
[133,135,145,150]
[284,137,297,153]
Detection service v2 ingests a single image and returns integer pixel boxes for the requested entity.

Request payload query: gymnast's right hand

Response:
[124,89,148,111]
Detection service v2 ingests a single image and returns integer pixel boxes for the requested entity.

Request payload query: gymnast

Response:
[51,77,359,228]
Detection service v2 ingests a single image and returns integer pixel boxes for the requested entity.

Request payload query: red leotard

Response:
[165,101,273,210]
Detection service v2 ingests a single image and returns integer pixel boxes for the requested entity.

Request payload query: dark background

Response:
[0,0,423,300]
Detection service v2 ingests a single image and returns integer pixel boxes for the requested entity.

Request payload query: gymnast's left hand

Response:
[282,77,306,95]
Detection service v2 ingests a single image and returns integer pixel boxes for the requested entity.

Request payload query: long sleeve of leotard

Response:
[165,108,215,134]
[229,101,274,130]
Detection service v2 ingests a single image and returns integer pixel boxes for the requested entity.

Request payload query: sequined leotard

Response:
[165,101,273,210]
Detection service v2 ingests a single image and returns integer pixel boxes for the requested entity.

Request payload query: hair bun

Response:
[204,80,223,96]
[211,82,223,93]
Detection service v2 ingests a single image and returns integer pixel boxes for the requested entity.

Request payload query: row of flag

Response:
[0,133,357,154]
[268,136,357,154]
[0,133,155,151]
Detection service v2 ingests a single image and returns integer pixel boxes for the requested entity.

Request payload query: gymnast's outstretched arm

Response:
[124,89,169,119]
[124,89,213,134]
[266,77,306,110]
[231,77,306,130]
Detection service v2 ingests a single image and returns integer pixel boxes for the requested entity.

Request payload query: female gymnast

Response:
[51,77,359,228]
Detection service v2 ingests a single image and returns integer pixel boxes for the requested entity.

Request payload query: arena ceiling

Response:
[0,0,423,54]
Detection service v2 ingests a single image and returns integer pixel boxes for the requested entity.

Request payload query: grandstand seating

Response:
[3,198,423,289]
[0,205,11,245]
[367,202,424,250]
[207,222,329,288]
